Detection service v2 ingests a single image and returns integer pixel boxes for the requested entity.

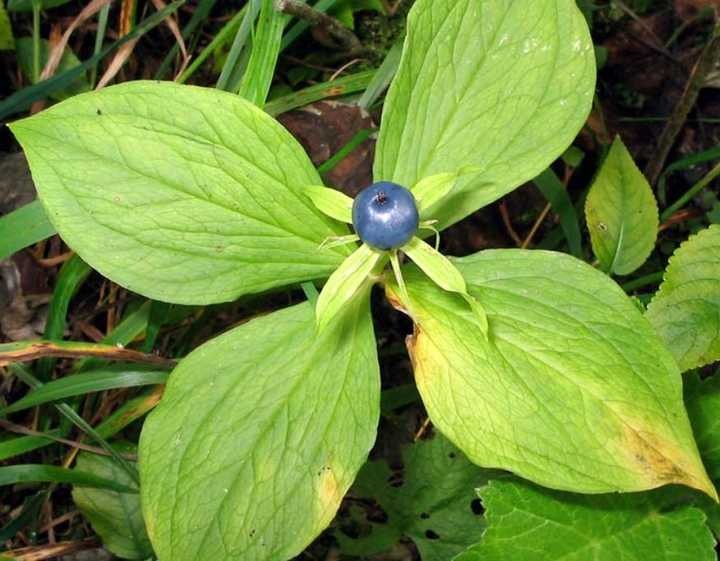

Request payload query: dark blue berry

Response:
[352,182,419,250]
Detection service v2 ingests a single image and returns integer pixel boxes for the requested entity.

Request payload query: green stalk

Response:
[661,160,720,221]
[90,3,111,88]
[31,0,41,82]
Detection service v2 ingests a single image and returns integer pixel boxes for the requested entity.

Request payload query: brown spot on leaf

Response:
[621,419,717,500]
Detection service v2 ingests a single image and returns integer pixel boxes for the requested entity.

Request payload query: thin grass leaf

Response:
[358,40,402,109]
[3,367,169,414]
[0,0,185,120]
[237,0,285,105]
[264,70,375,116]
[533,168,583,258]
[0,200,56,260]
[0,464,137,493]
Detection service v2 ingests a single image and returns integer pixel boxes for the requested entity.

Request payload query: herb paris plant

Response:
[8,1,716,561]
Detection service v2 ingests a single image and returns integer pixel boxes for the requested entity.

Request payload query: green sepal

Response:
[402,237,488,333]
[305,185,354,224]
[315,244,386,331]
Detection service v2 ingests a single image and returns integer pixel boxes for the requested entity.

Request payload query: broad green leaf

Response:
[16,37,90,99]
[646,225,720,371]
[387,249,715,497]
[73,444,153,560]
[0,464,137,493]
[585,136,659,275]
[10,81,350,305]
[375,0,596,230]
[339,435,491,561]
[0,200,56,260]
[315,243,384,330]
[0,1,13,50]
[3,367,168,414]
[139,296,380,561]
[304,185,353,224]
[454,479,716,561]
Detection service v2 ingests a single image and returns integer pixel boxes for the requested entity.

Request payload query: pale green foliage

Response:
[646,225,720,371]
[139,297,380,561]
[305,185,353,224]
[454,479,716,561]
[16,38,90,99]
[585,136,658,275]
[375,0,596,229]
[10,82,350,305]
[389,250,715,497]
[72,444,152,560]
[0,1,13,50]
[315,244,384,330]
[339,435,491,561]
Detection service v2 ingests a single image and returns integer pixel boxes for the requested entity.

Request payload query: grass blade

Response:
[265,70,374,116]
[3,367,169,414]
[533,168,583,258]
[0,464,137,493]
[0,200,56,260]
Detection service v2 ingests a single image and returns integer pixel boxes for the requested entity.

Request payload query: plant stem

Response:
[32,0,41,83]
[645,22,720,185]
[661,160,720,221]
[90,3,112,88]
[275,0,361,52]
[621,272,664,292]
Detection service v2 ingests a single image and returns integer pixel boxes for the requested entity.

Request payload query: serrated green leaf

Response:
[646,225,720,372]
[73,444,153,560]
[139,297,380,561]
[686,373,720,483]
[375,0,596,230]
[16,37,90,99]
[304,185,353,224]
[316,243,384,330]
[386,249,715,497]
[10,81,350,305]
[454,479,716,561]
[685,372,720,538]
[586,136,659,275]
[0,1,13,50]
[340,435,490,561]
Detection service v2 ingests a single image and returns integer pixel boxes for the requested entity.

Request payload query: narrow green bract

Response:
[646,225,720,372]
[389,250,715,497]
[585,136,659,275]
[139,297,380,561]
[10,81,350,305]
[375,0,596,229]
